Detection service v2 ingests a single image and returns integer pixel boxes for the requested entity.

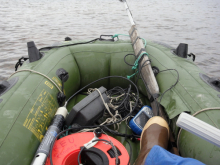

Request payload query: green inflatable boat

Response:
[0,37,219,165]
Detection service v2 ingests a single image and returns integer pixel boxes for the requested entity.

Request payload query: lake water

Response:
[0,0,219,81]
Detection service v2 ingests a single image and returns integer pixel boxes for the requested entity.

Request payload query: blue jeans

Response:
[145,145,205,165]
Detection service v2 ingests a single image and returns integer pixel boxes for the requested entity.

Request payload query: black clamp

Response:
[94,128,103,137]
[57,92,66,107]
[188,53,196,61]
[149,93,160,103]
[15,57,29,71]
[99,35,114,42]
[152,66,160,76]
[56,68,69,106]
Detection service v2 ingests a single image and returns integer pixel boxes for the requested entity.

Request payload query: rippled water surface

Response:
[0,0,219,80]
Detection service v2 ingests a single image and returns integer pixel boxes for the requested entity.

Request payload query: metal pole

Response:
[122,0,135,25]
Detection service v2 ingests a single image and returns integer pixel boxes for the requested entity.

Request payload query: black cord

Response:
[135,57,151,85]
[136,55,161,116]
[124,53,136,66]
[66,76,139,106]
[158,69,179,104]
[107,86,126,97]
[107,85,136,117]
[123,53,161,116]
[137,58,180,116]
[124,52,179,116]
[103,126,140,138]
[39,38,100,51]
[124,119,132,165]
[109,85,131,110]
[137,55,162,116]
[78,146,85,165]
[125,139,132,165]
[61,78,64,93]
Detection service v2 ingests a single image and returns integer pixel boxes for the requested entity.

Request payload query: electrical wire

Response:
[66,76,139,106]
[65,76,140,130]
[124,53,161,116]
[80,86,142,133]
[106,85,142,118]
[39,38,100,51]
[77,147,85,165]
[123,52,180,117]
[124,53,136,66]
[125,117,132,165]
[157,69,179,105]
[136,57,151,85]
[111,85,131,109]
[102,128,132,165]
[103,126,140,138]
[125,139,132,165]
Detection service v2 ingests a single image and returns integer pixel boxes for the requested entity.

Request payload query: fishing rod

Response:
[119,0,160,115]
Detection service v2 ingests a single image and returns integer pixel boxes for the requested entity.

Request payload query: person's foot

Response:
[134,116,169,165]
